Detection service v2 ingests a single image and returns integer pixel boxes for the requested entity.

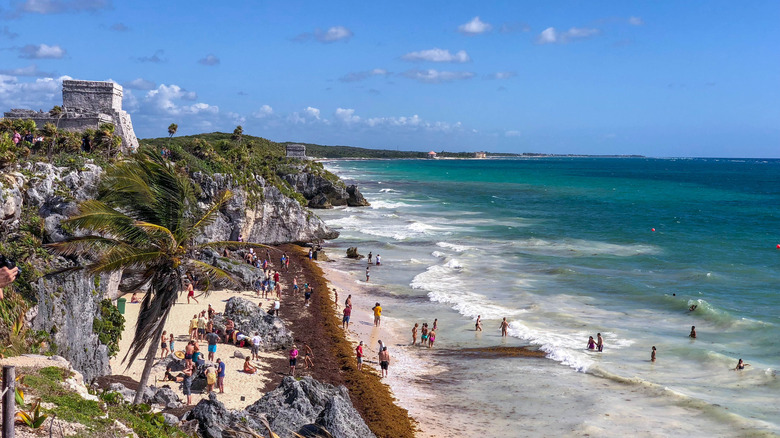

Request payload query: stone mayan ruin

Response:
[286,143,306,158]
[3,80,139,151]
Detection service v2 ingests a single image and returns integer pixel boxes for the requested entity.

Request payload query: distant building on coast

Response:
[286,143,306,158]
[3,79,139,152]
[427,151,438,159]
[474,151,487,159]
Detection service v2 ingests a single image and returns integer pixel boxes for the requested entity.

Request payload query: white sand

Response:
[112,289,283,409]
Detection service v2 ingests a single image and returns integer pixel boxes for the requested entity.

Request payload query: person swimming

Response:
[689,304,698,312]
[735,358,750,370]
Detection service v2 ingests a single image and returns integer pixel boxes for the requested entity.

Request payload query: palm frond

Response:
[191,189,232,233]
[46,235,129,258]
[194,240,274,251]
[184,259,239,292]
[85,249,168,276]
[133,221,177,253]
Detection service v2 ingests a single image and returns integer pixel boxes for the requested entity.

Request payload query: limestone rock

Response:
[211,297,293,351]
[346,247,363,259]
[308,193,332,209]
[185,392,265,438]
[152,386,183,409]
[346,185,370,207]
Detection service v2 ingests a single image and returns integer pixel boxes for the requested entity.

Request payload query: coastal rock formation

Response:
[192,172,338,245]
[185,377,375,438]
[283,171,370,209]
[246,376,375,438]
[211,297,293,351]
[199,249,264,289]
[346,247,364,259]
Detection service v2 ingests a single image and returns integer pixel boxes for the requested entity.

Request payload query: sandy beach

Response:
[111,288,284,410]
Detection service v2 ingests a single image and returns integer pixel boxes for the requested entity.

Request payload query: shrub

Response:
[92,299,124,357]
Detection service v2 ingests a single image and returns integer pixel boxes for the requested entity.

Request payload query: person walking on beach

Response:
[367,252,372,264]
[187,282,198,304]
[334,288,338,308]
[303,342,314,369]
[597,333,604,352]
[651,346,657,362]
[216,358,225,393]
[379,347,390,377]
[189,314,199,341]
[735,359,750,370]
[273,298,281,317]
[251,332,262,360]
[366,266,370,282]
[373,302,382,327]
[289,345,299,376]
[356,341,364,370]
[160,331,170,359]
[412,323,418,345]
[475,315,483,331]
[500,318,509,337]
[304,287,312,306]
[206,328,220,362]
[343,305,352,329]
[689,326,697,339]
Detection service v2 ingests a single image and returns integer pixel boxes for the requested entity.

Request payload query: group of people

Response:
[411,320,438,348]
[365,251,382,282]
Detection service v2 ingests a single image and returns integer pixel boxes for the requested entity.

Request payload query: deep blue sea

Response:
[318,157,780,437]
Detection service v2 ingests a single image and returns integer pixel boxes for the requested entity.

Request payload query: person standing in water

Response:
[651,346,657,362]
[433,319,438,331]
[367,252,373,264]
[597,333,604,352]
[379,347,390,377]
[366,266,370,282]
[475,315,483,332]
[500,318,509,337]
[689,326,697,339]
[412,323,419,345]
[375,254,381,266]
[587,336,596,350]
[735,359,750,370]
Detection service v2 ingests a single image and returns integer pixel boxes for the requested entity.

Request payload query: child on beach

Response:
[289,345,299,376]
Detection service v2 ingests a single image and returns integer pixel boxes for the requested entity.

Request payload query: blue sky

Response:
[0,0,778,157]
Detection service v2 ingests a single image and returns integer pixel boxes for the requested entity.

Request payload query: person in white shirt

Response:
[251,332,262,360]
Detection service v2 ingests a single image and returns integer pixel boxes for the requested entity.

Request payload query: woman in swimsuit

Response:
[169,333,175,353]
[160,331,169,359]
[412,323,418,346]
[428,329,436,348]
[475,315,483,332]
[587,336,596,350]
[244,357,257,374]
[735,359,750,370]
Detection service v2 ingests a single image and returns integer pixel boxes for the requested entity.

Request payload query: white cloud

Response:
[335,108,360,124]
[628,16,643,26]
[0,64,54,77]
[123,78,156,90]
[505,130,521,137]
[339,68,390,83]
[536,27,600,44]
[0,74,71,109]
[304,107,320,119]
[295,26,353,43]
[402,48,471,63]
[402,69,475,84]
[11,0,110,16]
[142,84,210,116]
[19,43,66,59]
[136,49,166,63]
[198,54,220,66]
[486,71,517,80]
[253,104,273,118]
[458,16,492,35]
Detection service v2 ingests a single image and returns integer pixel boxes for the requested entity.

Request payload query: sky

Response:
[0,0,778,157]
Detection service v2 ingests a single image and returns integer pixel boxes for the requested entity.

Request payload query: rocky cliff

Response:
[283,170,369,209]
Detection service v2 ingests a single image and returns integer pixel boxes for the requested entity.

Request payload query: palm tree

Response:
[47,148,261,404]
[168,123,178,139]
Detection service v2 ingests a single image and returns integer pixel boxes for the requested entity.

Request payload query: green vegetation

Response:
[47,148,253,404]
[20,366,188,438]
[92,299,125,358]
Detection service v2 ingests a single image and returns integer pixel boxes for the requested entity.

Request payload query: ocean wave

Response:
[370,200,415,210]
[687,299,768,328]
[512,238,660,257]
[431,251,446,258]
[436,241,472,252]
[506,322,594,372]
[379,188,398,193]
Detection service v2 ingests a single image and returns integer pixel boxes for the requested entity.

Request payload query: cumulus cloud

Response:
[628,16,643,26]
[0,74,71,109]
[198,54,220,66]
[10,0,110,16]
[536,27,600,44]
[253,104,273,118]
[135,49,167,63]
[110,22,129,31]
[2,26,20,39]
[402,48,471,63]
[339,68,390,83]
[140,84,211,116]
[486,71,516,80]
[294,26,353,43]
[0,64,55,77]
[335,108,360,124]
[123,78,156,90]
[288,106,324,125]
[19,43,66,59]
[401,69,475,84]
[458,16,492,35]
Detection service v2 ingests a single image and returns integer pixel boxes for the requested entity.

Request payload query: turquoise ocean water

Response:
[317,158,780,437]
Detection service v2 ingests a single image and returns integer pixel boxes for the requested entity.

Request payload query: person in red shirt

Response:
[342,305,352,330]
[355,341,364,371]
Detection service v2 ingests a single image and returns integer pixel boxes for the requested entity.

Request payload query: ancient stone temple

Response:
[286,143,306,158]
[3,80,139,152]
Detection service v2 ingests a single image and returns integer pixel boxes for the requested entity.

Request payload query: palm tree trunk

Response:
[132,333,160,404]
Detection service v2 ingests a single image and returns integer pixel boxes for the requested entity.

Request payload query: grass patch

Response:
[305,251,416,438]
[19,366,187,438]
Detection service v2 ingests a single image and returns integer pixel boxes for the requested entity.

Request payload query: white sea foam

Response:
[506,321,595,372]
[431,251,446,258]
[379,188,398,193]
[436,241,472,252]
[370,200,414,210]
[512,238,660,257]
